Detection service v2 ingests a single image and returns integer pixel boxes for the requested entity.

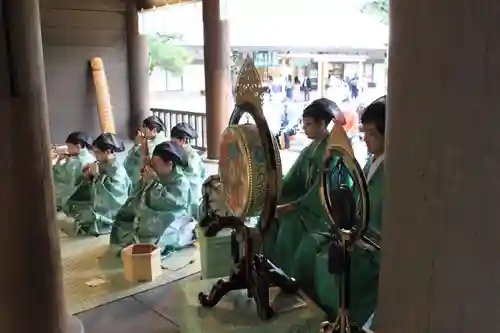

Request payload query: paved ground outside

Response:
[149,88,384,114]
[150,90,371,164]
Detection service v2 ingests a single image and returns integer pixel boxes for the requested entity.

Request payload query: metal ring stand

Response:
[319,145,379,333]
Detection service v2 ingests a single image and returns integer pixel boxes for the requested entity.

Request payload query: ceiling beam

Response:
[136,0,197,11]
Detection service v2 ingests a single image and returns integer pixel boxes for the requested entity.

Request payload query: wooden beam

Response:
[39,0,126,12]
[126,0,150,138]
[379,0,500,331]
[136,0,197,11]
[202,0,232,159]
[0,0,82,331]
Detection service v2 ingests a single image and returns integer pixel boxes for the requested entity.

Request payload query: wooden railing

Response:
[151,108,207,151]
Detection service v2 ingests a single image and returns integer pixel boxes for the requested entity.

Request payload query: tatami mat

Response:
[59,232,200,314]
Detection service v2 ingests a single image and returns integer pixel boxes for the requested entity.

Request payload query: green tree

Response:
[146,33,193,75]
[362,0,389,25]
[230,50,245,83]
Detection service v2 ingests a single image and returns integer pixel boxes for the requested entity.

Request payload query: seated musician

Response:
[308,99,386,330]
[262,98,346,276]
[110,141,195,256]
[170,122,206,215]
[58,133,132,236]
[124,115,168,185]
[52,131,95,208]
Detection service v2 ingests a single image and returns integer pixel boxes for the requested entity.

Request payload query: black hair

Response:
[92,133,126,153]
[361,99,386,136]
[143,116,166,132]
[66,131,93,149]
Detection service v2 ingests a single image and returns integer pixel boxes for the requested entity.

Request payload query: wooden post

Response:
[378,0,500,331]
[0,0,82,332]
[126,0,150,138]
[202,0,232,160]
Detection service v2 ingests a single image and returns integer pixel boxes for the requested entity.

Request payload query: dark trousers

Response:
[303,88,310,101]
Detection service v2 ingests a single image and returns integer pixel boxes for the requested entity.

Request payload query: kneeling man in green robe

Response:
[124,115,168,185]
[58,133,132,236]
[171,123,205,216]
[110,141,195,256]
[262,98,346,276]
[52,131,95,209]
[309,98,386,330]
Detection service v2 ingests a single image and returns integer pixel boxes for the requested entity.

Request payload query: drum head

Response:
[217,56,282,230]
[219,103,282,226]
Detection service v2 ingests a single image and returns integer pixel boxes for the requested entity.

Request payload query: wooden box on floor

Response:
[178,278,326,333]
[122,244,162,282]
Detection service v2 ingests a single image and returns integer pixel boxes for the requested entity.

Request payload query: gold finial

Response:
[327,123,355,157]
[235,55,265,115]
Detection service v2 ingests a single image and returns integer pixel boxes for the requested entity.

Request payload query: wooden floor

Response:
[77,273,200,333]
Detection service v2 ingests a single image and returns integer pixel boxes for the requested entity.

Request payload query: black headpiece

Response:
[143,116,166,132]
[66,131,93,149]
[302,98,340,123]
[92,133,126,153]
[153,141,188,167]
[170,122,198,139]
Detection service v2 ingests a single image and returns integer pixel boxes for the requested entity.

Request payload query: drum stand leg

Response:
[320,235,366,333]
[198,228,299,320]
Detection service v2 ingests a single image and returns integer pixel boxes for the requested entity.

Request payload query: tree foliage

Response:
[362,0,389,25]
[230,51,245,76]
[146,33,193,76]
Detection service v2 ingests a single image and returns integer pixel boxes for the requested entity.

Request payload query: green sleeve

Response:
[53,159,85,206]
[290,174,326,219]
[123,144,144,184]
[288,147,326,210]
[146,177,190,211]
[136,176,191,240]
[280,147,308,203]
[93,170,131,223]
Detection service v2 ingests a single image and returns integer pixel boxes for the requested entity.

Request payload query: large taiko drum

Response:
[218,123,282,217]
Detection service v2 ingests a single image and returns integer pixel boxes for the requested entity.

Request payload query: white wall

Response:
[149,67,166,92]
[182,64,205,92]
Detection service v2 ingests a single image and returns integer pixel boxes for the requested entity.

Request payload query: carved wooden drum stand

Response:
[198,57,298,320]
[319,126,380,333]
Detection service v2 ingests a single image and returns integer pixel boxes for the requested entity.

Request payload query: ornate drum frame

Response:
[199,56,298,321]
[218,57,282,229]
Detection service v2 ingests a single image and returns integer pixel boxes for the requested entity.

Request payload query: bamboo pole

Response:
[90,57,116,133]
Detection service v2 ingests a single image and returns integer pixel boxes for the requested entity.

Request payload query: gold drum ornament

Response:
[219,124,282,217]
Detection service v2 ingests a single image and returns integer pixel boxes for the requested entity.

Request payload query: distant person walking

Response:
[350,74,359,99]
[302,75,312,101]
[285,75,293,100]
[292,76,301,102]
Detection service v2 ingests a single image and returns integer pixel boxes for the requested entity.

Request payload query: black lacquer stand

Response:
[320,186,379,333]
[320,230,365,333]
[198,218,299,320]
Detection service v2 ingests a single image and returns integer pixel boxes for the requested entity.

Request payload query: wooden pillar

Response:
[202,0,232,160]
[126,0,150,138]
[378,0,500,332]
[0,0,82,332]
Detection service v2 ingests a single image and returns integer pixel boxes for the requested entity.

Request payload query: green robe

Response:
[262,138,331,276]
[183,144,205,216]
[124,132,167,185]
[311,155,384,328]
[52,148,95,208]
[61,158,132,236]
[110,166,194,255]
